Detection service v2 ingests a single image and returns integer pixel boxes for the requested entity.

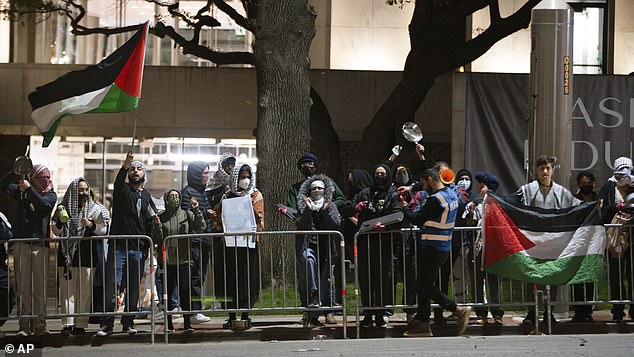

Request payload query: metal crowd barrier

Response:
[0,225,632,342]
[1,235,156,344]
[162,230,347,343]
[353,225,634,338]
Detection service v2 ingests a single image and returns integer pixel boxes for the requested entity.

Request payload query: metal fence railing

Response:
[0,224,632,342]
[3,235,156,344]
[161,230,347,343]
[352,225,634,337]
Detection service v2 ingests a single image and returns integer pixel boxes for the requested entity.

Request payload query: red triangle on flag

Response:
[483,196,536,268]
[114,22,147,97]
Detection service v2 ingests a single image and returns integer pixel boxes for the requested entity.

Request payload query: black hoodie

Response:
[343,164,401,225]
[181,161,213,233]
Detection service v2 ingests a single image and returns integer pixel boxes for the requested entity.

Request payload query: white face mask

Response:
[616,176,631,187]
[457,179,471,191]
[238,178,250,190]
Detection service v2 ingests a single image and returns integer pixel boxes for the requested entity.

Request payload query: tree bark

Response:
[253,0,315,232]
[251,0,315,288]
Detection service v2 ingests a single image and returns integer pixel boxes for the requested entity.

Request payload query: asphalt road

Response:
[37,334,634,356]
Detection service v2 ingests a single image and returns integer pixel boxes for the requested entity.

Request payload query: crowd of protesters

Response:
[0,143,633,338]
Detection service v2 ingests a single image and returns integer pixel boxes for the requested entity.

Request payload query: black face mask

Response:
[301,167,315,178]
[580,185,594,195]
[374,175,388,188]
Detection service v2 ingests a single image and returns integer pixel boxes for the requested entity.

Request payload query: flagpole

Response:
[131,109,138,151]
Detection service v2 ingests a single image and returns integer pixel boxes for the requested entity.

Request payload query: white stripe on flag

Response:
[519,225,606,260]
[31,84,112,132]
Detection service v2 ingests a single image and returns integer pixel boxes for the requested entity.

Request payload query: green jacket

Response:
[153,207,206,265]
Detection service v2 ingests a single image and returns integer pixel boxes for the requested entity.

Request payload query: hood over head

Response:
[230,163,255,196]
[455,168,473,195]
[187,161,209,192]
[297,174,336,213]
[208,153,236,190]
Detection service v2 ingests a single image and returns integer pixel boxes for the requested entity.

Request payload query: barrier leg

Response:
[545,285,551,335]
[533,284,540,335]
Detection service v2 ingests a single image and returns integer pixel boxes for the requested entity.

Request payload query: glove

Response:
[616,202,625,211]
[277,207,288,215]
[355,201,367,212]
[373,222,386,231]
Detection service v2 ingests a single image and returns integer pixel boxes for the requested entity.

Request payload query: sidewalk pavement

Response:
[0,310,633,346]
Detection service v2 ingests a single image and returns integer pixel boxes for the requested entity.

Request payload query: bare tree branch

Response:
[152,22,255,65]
[454,0,540,69]
[212,0,254,33]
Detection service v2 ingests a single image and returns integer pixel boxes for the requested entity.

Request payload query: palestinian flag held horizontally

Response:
[28,22,149,147]
[483,193,606,285]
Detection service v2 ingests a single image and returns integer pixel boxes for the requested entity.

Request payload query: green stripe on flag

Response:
[485,252,605,285]
[89,84,139,113]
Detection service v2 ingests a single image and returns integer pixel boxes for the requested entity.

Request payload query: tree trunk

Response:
[252,1,315,286]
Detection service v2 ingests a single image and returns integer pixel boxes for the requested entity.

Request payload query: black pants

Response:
[358,233,395,316]
[166,263,192,330]
[473,250,504,319]
[395,232,417,313]
[609,250,633,318]
[416,245,456,321]
[435,245,462,318]
[190,239,211,311]
[571,282,594,317]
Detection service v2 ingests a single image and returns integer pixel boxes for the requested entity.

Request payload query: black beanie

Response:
[297,152,319,169]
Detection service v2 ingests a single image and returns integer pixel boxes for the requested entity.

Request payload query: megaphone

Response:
[440,168,456,185]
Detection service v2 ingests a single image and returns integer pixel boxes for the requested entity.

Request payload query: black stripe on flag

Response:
[28,24,145,111]
[490,192,601,233]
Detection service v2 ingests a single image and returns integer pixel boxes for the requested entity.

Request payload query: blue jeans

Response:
[297,245,333,317]
[101,245,145,329]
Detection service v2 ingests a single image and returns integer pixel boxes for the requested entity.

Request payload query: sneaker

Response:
[542,313,557,325]
[454,306,472,336]
[72,327,86,335]
[191,313,211,324]
[308,291,320,308]
[61,325,73,336]
[325,313,337,325]
[184,327,195,333]
[123,326,137,335]
[359,315,373,328]
[493,317,504,325]
[375,314,388,328]
[522,311,536,325]
[403,320,433,337]
[309,318,324,327]
[475,317,488,325]
[612,313,625,322]
[16,330,29,337]
[95,326,112,337]
[223,318,237,330]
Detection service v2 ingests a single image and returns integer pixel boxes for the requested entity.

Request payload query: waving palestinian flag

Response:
[28,22,149,147]
[483,193,606,285]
